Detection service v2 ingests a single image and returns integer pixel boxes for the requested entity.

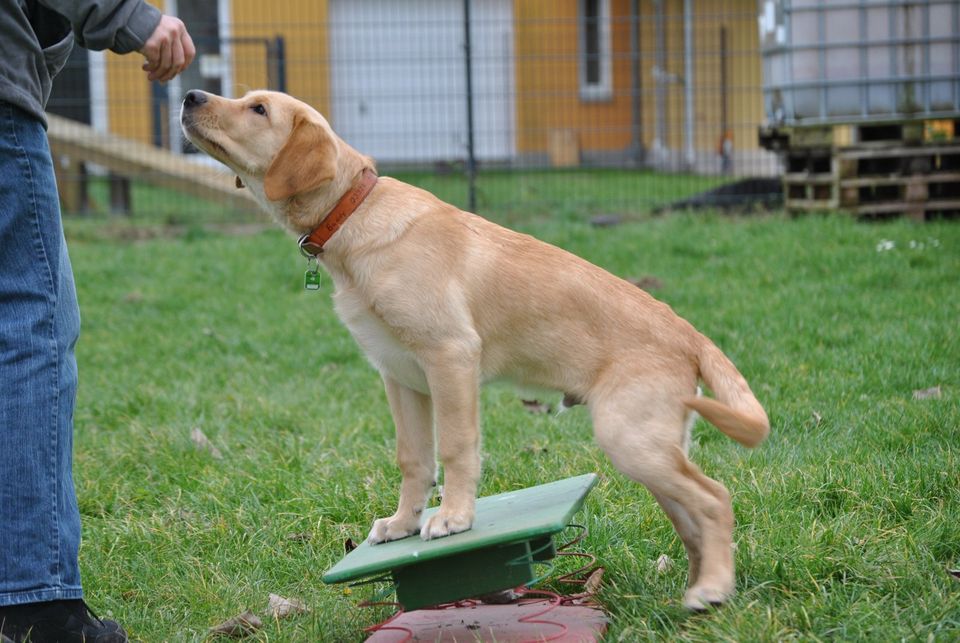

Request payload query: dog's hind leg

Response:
[650,403,705,585]
[367,376,435,543]
[651,490,703,588]
[590,386,735,610]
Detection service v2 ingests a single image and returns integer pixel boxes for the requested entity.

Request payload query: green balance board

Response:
[323,473,599,611]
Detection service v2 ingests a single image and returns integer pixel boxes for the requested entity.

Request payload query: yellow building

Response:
[514,0,767,171]
[85,0,767,173]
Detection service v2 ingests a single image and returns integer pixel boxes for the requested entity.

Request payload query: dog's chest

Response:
[332,289,429,394]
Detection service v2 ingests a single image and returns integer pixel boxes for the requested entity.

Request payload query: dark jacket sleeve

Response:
[36,0,161,53]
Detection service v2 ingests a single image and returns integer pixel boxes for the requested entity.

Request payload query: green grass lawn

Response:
[64,210,959,641]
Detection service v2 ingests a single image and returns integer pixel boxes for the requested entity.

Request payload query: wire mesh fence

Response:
[47,0,782,222]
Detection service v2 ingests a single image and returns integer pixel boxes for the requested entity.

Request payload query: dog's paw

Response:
[419,508,474,540]
[682,584,732,611]
[366,514,421,545]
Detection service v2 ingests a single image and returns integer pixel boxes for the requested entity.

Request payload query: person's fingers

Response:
[140,15,195,82]
[141,42,159,72]
[149,38,171,81]
[181,30,196,70]
[164,36,185,82]
[161,36,175,79]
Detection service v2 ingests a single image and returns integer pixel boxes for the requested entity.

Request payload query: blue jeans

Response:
[0,103,83,605]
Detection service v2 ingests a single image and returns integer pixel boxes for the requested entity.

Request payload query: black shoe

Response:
[0,600,127,643]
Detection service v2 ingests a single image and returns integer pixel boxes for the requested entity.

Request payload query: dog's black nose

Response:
[183,90,207,108]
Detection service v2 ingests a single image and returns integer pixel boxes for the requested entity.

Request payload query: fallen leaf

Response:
[522,399,552,414]
[590,214,623,228]
[583,567,605,594]
[191,427,223,460]
[122,291,144,303]
[207,611,262,638]
[913,386,942,400]
[176,508,198,522]
[344,538,357,552]
[268,593,309,618]
[286,532,312,543]
[655,554,674,574]
[478,589,519,604]
[522,443,549,456]
[629,276,664,291]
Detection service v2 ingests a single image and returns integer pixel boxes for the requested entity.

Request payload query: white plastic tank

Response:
[759,0,960,126]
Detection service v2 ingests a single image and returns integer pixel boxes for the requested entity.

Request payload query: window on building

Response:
[580,0,612,100]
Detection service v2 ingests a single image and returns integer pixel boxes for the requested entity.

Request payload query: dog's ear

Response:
[264,114,338,201]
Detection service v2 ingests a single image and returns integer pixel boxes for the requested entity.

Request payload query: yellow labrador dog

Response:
[180,89,769,610]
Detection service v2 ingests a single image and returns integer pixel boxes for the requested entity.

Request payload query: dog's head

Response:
[180,89,349,204]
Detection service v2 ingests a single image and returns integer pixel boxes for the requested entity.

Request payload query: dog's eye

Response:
[251,104,267,116]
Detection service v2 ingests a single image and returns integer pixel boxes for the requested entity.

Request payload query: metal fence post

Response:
[463,0,477,212]
[273,36,287,93]
[630,0,644,165]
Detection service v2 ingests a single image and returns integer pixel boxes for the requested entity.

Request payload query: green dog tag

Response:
[304,270,322,290]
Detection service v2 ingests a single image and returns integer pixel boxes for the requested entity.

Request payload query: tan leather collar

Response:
[298,168,378,256]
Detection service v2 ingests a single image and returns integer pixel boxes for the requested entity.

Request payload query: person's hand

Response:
[139,15,195,82]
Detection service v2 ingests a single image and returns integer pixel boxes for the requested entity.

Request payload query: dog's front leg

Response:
[367,376,435,544]
[420,352,481,540]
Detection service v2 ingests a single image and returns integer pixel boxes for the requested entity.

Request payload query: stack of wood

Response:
[780,120,960,220]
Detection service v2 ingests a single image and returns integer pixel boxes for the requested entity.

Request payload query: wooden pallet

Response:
[780,120,960,220]
[47,114,256,215]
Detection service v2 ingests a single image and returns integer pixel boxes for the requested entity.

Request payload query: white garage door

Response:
[329,0,515,164]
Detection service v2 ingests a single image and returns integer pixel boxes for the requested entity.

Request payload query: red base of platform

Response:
[366,600,608,642]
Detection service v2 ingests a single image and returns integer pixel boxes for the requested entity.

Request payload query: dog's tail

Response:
[682,338,769,448]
